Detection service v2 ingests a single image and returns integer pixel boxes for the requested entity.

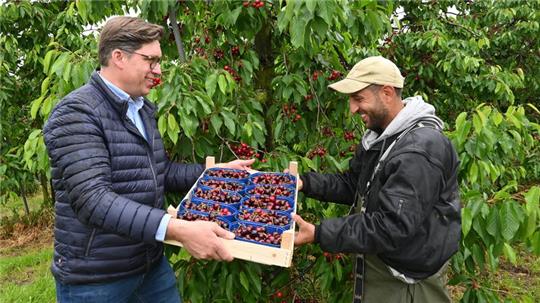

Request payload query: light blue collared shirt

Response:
[99,73,171,242]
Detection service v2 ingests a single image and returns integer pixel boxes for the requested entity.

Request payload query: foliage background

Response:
[1,0,539,302]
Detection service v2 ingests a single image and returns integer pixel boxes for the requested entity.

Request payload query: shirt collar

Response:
[98,73,145,109]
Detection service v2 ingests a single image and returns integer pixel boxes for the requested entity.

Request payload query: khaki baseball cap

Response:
[328,56,404,94]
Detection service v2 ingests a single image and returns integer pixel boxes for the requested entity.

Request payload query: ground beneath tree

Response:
[0,220,53,257]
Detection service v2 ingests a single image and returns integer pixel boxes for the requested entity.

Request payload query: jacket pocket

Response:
[84,228,97,257]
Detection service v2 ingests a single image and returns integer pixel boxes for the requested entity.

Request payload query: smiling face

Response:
[348,85,401,133]
[120,40,162,98]
[349,86,388,133]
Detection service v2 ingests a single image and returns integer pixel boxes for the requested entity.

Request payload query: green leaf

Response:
[41,77,50,95]
[63,62,72,82]
[245,265,262,295]
[462,207,472,237]
[502,243,517,265]
[218,74,227,95]
[500,201,522,241]
[210,114,223,135]
[30,96,44,120]
[239,271,249,291]
[40,96,53,118]
[334,261,343,280]
[290,17,308,48]
[205,73,218,98]
[50,52,69,77]
[524,187,539,238]
[225,274,233,301]
[485,207,499,237]
[167,113,178,132]
[43,50,57,74]
[243,122,253,138]
[241,59,253,75]
[229,6,242,25]
[305,0,316,13]
[158,114,167,135]
[221,111,236,136]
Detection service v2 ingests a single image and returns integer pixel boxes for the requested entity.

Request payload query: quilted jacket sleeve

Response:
[164,162,204,192]
[43,98,166,244]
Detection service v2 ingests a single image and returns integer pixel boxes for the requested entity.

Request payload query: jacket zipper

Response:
[85,228,97,256]
[146,129,157,272]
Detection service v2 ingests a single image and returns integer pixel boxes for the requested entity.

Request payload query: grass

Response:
[0,193,56,302]
[0,247,55,303]
[488,250,540,303]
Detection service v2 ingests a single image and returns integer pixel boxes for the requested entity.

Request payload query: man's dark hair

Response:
[368,84,402,98]
[99,16,163,67]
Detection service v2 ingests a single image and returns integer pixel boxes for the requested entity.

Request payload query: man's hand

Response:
[293,214,315,246]
[215,158,255,170]
[283,169,303,190]
[165,218,235,261]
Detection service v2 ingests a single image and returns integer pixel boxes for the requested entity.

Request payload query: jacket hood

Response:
[361,96,443,150]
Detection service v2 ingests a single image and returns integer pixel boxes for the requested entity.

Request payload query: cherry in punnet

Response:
[251,173,295,185]
[238,208,290,226]
[200,179,244,192]
[243,195,292,211]
[247,185,293,197]
[194,187,242,204]
[205,168,249,179]
[234,225,282,246]
[178,212,229,229]
[183,201,232,217]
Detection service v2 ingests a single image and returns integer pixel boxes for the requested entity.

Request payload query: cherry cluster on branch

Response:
[243,0,265,9]
[308,146,327,159]
[282,104,301,122]
[327,70,342,81]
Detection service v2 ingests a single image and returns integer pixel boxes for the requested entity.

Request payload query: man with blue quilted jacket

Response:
[43,16,253,303]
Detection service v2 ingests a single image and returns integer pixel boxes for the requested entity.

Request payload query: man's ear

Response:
[381,85,395,97]
[109,49,126,69]
[380,85,396,103]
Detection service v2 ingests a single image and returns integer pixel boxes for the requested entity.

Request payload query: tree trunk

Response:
[39,172,52,205]
[169,7,186,63]
[20,185,30,216]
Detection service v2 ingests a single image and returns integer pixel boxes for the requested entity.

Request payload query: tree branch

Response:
[169,7,186,63]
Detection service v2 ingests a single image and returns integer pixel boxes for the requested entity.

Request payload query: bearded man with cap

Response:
[293,56,461,303]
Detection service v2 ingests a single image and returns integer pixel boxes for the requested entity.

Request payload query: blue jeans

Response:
[55,256,181,303]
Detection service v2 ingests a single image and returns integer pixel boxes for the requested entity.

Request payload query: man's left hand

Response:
[215,158,255,170]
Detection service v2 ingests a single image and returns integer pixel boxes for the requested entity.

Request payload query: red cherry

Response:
[152,78,161,87]
[242,1,250,7]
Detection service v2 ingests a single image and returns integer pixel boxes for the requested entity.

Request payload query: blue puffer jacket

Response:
[43,72,204,284]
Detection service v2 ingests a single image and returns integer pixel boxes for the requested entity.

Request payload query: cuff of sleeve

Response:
[155,214,172,242]
[300,174,309,192]
[314,224,321,244]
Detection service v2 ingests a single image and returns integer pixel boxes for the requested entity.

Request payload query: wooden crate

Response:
[164,156,298,267]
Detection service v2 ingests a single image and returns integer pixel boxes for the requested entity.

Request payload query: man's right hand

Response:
[165,218,235,261]
[283,169,303,191]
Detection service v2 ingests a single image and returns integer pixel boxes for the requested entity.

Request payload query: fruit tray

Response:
[165,156,298,267]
